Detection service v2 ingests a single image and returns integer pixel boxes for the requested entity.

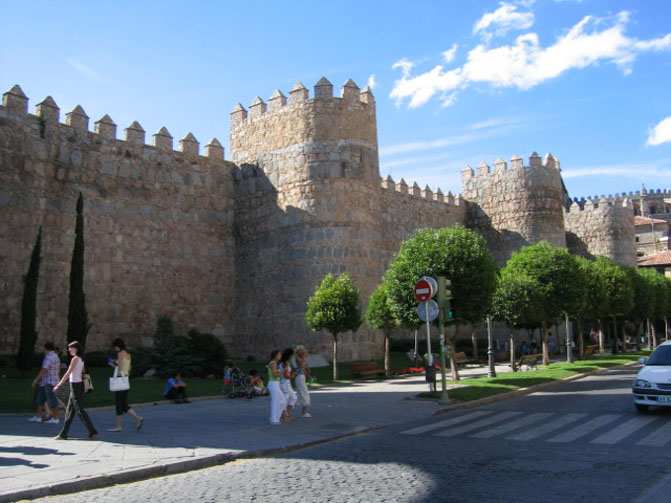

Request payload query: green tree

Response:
[17,227,42,376]
[626,267,655,350]
[66,193,91,351]
[641,268,669,347]
[365,283,399,375]
[574,257,608,357]
[384,226,498,380]
[305,273,362,380]
[503,241,584,365]
[492,271,543,370]
[591,256,634,354]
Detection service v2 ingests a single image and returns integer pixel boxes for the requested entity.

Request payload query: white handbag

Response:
[109,366,130,392]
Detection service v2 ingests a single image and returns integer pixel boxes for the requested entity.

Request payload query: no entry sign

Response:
[414,276,437,302]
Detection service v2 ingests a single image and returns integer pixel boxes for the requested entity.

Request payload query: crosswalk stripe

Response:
[547,414,620,443]
[636,419,671,447]
[469,412,553,439]
[507,413,587,441]
[400,410,492,435]
[435,411,523,438]
[591,415,659,445]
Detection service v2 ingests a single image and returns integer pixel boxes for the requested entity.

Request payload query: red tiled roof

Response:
[638,250,671,266]
[635,216,669,226]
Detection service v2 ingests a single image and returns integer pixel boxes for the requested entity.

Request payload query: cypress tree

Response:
[17,227,42,376]
[66,192,91,352]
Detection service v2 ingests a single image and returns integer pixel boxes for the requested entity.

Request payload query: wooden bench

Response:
[517,353,541,371]
[349,362,386,379]
[583,345,599,358]
[453,351,475,367]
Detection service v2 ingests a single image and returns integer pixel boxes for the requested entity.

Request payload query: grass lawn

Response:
[418,353,645,403]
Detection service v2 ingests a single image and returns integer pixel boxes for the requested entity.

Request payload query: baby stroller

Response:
[228,366,254,399]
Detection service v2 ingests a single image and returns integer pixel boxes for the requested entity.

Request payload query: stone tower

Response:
[461,153,567,264]
[230,78,385,359]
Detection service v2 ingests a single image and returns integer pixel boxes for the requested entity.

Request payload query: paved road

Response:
[29,367,671,503]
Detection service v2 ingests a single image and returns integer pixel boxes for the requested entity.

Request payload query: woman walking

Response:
[267,350,287,425]
[279,348,297,420]
[53,341,98,440]
[294,345,312,418]
[107,338,143,432]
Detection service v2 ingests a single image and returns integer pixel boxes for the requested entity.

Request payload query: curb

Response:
[432,361,638,415]
[0,425,379,503]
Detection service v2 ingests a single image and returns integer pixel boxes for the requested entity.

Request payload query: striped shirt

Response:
[41,351,60,386]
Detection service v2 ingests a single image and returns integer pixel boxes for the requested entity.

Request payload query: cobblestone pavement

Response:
[28,368,671,503]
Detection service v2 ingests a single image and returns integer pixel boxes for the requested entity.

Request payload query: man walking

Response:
[28,342,61,424]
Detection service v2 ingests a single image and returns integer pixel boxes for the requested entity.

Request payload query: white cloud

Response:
[68,59,103,82]
[563,160,671,179]
[473,2,534,39]
[367,74,377,89]
[442,44,458,63]
[391,11,671,108]
[646,117,671,147]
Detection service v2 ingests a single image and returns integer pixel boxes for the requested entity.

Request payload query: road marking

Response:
[637,419,671,447]
[435,411,523,438]
[506,413,587,441]
[591,415,659,445]
[470,412,553,439]
[400,410,492,435]
[547,414,620,443]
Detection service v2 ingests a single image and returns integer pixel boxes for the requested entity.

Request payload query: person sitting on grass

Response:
[164,372,190,403]
[249,369,269,396]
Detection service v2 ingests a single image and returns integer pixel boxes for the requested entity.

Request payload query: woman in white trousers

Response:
[267,350,287,425]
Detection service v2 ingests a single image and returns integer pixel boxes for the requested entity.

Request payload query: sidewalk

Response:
[1,361,662,503]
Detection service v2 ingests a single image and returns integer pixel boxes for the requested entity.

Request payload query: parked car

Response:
[632,341,671,412]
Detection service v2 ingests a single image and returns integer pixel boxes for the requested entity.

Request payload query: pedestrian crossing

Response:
[400,410,671,447]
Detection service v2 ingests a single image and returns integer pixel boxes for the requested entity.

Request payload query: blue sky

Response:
[1,0,670,200]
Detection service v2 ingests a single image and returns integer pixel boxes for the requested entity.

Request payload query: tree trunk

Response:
[332,334,339,381]
[577,319,584,359]
[651,322,658,348]
[541,321,549,365]
[598,319,605,354]
[611,317,618,354]
[620,322,627,353]
[666,317,669,342]
[510,331,517,372]
[471,329,478,361]
[448,336,461,381]
[384,333,390,375]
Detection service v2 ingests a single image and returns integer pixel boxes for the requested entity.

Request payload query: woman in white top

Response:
[53,341,98,440]
[294,345,312,418]
[279,348,297,420]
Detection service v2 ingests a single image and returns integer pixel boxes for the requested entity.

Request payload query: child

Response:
[222,362,233,394]
[249,369,268,396]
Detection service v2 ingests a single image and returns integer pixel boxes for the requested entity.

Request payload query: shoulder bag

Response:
[109,365,130,392]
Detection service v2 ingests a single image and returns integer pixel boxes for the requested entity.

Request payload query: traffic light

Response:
[437,276,453,320]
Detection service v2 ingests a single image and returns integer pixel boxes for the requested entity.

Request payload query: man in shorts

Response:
[28,342,61,424]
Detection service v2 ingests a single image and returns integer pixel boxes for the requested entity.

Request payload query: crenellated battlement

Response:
[1,84,226,161]
[461,152,560,183]
[229,77,377,167]
[567,195,633,213]
[380,174,463,208]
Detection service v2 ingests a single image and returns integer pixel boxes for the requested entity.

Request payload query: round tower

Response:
[461,152,566,264]
[231,78,383,360]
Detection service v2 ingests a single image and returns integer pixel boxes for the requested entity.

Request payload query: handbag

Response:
[83,368,94,394]
[109,366,130,392]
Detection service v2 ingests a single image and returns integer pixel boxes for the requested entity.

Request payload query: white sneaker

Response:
[27,416,42,422]
[44,418,60,424]
[301,413,312,418]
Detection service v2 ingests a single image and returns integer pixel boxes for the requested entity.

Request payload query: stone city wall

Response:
[0,86,236,354]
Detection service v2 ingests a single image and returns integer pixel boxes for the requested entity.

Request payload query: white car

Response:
[632,340,671,412]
